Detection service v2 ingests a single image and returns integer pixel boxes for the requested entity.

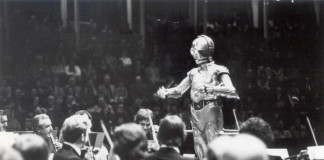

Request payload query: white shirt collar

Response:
[160,144,180,153]
[64,142,81,156]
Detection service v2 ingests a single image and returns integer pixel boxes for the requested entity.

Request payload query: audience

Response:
[114,123,148,160]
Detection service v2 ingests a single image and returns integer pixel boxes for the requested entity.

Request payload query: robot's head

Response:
[190,35,214,65]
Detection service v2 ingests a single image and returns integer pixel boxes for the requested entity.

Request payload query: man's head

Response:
[33,114,53,139]
[60,115,91,147]
[68,77,76,86]
[75,110,93,130]
[47,95,55,106]
[98,96,106,107]
[13,134,49,160]
[0,110,8,132]
[0,142,23,160]
[104,74,111,84]
[158,115,186,147]
[33,97,40,106]
[239,117,274,147]
[190,35,214,65]
[134,109,153,133]
[207,134,268,160]
[67,95,74,104]
[114,123,147,160]
[75,110,92,121]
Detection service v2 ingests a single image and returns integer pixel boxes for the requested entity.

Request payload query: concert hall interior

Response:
[0,0,324,160]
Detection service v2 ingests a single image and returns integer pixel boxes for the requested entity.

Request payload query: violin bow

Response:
[100,120,115,160]
[306,116,318,146]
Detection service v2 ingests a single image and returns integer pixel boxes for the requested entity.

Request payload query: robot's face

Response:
[190,45,201,64]
[190,38,207,64]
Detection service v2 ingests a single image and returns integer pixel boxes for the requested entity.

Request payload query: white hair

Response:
[208,134,268,160]
[60,115,92,143]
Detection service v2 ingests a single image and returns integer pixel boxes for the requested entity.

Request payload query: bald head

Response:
[208,134,268,160]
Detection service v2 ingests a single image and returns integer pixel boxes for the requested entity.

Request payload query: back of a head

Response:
[13,134,48,160]
[208,134,268,160]
[158,115,186,147]
[61,115,91,143]
[0,133,22,160]
[0,144,22,160]
[114,123,147,160]
[75,110,93,121]
[239,117,274,146]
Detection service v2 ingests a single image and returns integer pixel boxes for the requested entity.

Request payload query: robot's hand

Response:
[157,86,168,99]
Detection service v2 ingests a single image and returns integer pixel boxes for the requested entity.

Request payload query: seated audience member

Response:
[53,115,92,160]
[0,110,8,132]
[239,117,274,147]
[207,134,268,160]
[114,123,148,160]
[65,59,81,77]
[75,110,109,160]
[33,114,62,151]
[146,115,194,160]
[5,109,21,131]
[13,134,49,160]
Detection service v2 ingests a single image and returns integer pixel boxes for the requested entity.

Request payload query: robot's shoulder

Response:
[187,67,198,75]
[211,64,229,74]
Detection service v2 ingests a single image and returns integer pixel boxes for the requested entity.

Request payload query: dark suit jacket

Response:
[53,144,82,160]
[146,147,196,160]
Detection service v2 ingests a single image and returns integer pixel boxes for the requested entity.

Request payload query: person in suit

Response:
[146,115,195,160]
[53,115,92,160]
[114,123,148,160]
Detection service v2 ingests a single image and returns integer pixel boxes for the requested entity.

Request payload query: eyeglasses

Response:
[139,123,150,128]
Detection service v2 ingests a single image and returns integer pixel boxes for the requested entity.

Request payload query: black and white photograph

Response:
[0,0,324,160]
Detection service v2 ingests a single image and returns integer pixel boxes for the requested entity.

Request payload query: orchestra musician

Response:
[134,108,159,152]
[75,110,109,160]
[53,115,91,160]
[32,114,62,152]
